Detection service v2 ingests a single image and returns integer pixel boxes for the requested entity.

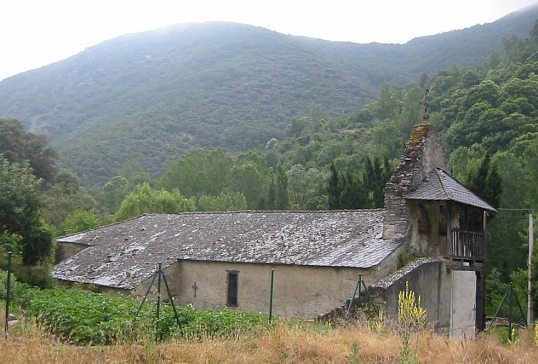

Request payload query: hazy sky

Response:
[1,0,537,81]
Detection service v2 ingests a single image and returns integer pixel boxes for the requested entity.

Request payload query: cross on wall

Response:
[192,282,198,297]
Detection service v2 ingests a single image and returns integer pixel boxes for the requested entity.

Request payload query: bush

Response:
[13,265,55,289]
[0,269,18,300]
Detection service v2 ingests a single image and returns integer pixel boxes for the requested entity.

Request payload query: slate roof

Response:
[405,168,497,211]
[52,210,401,290]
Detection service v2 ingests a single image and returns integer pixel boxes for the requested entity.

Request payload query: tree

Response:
[0,119,58,183]
[327,162,342,209]
[157,149,233,198]
[339,172,369,209]
[363,156,391,208]
[467,152,502,211]
[275,162,289,210]
[462,152,503,255]
[196,192,247,212]
[61,210,100,235]
[287,165,326,210]
[42,179,99,235]
[419,73,429,89]
[0,156,53,265]
[266,173,276,210]
[119,160,149,187]
[115,183,195,221]
[227,163,264,209]
[461,70,480,88]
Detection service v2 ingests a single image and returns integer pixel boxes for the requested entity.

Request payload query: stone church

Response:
[52,122,496,338]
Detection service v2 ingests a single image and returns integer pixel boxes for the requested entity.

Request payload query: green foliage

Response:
[21,287,147,344]
[287,165,327,210]
[327,163,341,209]
[397,248,427,270]
[326,155,392,210]
[0,119,58,182]
[157,149,272,210]
[41,180,99,236]
[486,267,528,321]
[398,282,426,364]
[2,13,537,187]
[61,210,100,235]
[0,269,20,301]
[12,265,55,289]
[177,306,269,340]
[19,287,269,344]
[463,152,502,229]
[196,192,247,212]
[339,172,369,210]
[115,183,195,221]
[346,342,362,364]
[275,162,289,210]
[0,155,53,265]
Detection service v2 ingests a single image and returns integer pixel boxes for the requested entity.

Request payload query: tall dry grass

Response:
[1,314,538,364]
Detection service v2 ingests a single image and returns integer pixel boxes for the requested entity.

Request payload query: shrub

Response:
[13,265,55,289]
[0,269,19,300]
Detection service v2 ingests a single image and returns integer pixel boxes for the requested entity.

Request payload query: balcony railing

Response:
[451,229,484,259]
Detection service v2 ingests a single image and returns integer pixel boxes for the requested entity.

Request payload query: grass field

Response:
[1,314,537,364]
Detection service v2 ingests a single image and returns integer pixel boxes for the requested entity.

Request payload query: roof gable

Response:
[52,210,401,289]
[405,168,497,211]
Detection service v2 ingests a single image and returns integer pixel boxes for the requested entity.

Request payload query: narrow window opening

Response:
[227,271,239,307]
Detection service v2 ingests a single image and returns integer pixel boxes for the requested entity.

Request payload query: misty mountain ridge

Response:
[1,4,538,186]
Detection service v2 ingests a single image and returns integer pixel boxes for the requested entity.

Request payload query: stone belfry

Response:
[382,122,448,241]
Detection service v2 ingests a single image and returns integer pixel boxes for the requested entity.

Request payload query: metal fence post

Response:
[269,269,274,324]
[4,252,12,337]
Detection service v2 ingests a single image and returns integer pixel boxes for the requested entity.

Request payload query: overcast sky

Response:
[1,0,537,81]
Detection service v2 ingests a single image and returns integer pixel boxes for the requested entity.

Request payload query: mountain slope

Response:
[1,5,538,187]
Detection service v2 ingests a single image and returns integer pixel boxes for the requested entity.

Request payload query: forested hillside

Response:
[1,4,538,186]
[3,14,538,317]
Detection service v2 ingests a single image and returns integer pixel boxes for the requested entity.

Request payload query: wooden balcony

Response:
[449,229,485,271]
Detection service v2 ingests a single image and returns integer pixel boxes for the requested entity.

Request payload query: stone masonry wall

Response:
[382,123,448,241]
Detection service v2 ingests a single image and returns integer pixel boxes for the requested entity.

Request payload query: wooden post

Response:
[479,210,488,331]
[446,203,453,256]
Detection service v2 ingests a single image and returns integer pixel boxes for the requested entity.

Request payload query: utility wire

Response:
[497,208,537,211]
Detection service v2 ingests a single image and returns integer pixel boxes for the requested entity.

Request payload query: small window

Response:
[227,271,239,307]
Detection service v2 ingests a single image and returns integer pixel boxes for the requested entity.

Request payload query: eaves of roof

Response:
[405,168,497,212]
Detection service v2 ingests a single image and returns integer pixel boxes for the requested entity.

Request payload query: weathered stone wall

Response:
[129,257,398,319]
[55,242,90,262]
[383,123,448,244]
[369,257,477,338]
[369,258,452,332]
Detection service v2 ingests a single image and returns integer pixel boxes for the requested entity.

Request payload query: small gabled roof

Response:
[52,210,401,290]
[405,168,497,212]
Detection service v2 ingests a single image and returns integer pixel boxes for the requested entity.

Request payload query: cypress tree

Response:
[466,152,502,229]
[341,172,370,209]
[327,162,342,209]
[268,173,276,209]
[275,162,289,210]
